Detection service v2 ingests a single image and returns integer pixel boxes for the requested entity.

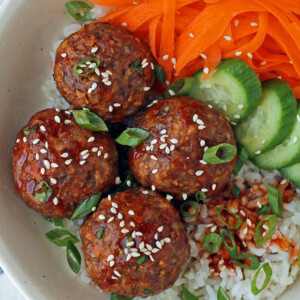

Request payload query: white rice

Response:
[43,4,300,299]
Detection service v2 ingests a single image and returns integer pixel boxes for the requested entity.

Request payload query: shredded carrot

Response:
[91,0,300,98]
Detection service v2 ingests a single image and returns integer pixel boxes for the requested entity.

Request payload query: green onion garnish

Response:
[65,1,94,22]
[203,143,237,165]
[71,192,102,220]
[72,58,100,76]
[217,286,231,300]
[251,262,272,295]
[233,147,248,176]
[202,233,223,254]
[96,229,105,239]
[232,184,240,198]
[144,289,153,295]
[23,124,37,136]
[45,229,79,247]
[257,205,270,215]
[72,110,108,132]
[131,60,143,75]
[180,201,199,217]
[66,241,81,274]
[111,293,132,300]
[195,190,206,202]
[154,64,167,84]
[231,252,260,270]
[34,181,53,203]
[216,207,242,230]
[136,255,148,265]
[219,227,238,258]
[254,215,277,246]
[182,286,198,300]
[267,184,283,218]
[165,77,196,98]
[42,216,64,227]
[115,128,150,147]
[298,256,300,268]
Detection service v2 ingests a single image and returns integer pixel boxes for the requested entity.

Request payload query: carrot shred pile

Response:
[91,0,300,98]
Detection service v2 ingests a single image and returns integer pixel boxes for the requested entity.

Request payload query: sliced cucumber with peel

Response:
[280,163,300,188]
[235,79,297,157]
[252,106,300,170]
[188,58,262,123]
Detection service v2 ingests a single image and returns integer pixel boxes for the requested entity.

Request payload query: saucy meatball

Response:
[128,96,237,199]
[80,188,190,297]
[54,22,155,122]
[12,108,118,218]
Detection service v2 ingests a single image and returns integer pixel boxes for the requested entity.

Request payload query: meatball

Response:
[12,108,118,218]
[80,188,189,297]
[54,22,155,122]
[128,96,237,199]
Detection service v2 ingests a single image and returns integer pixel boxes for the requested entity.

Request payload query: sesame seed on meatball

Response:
[54,22,156,122]
[79,188,190,297]
[128,96,237,200]
[12,108,118,218]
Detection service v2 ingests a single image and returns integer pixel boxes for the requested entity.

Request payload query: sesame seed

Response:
[92,207,96,212]
[35,153,39,160]
[263,224,269,230]
[111,207,117,214]
[102,72,109,78]
[41,168,45,175]
[142,62,149,68]
[189,33,194,38]
[224,35,232,41]
[108,217,114,223]
[32,139,40,145]
[154,233,158,240]
[200,54,207,60]
[65,159,72,165]
[152,248,159,253]
[170,138,178,144]
[223,104,227,111]
[203,67,209,74]
[117,213,123,220]
[129,210,134,215]
[250,22,258,27]
[255,150,261,155]
[40,148,47,154]
[108,106,113,112]
[113,103,121,107]
[111,276,118,280]
[81,150,89,156]
[171,57,176,64]
[206,224,213,227]
[166,194,173,201]
[112,202,118,208]
[237,104,244,109]
[131,252,140,258]
[79,160,86,165]
[119,221,125,227]
[200,140,205,147]
[151,139,157,144]
[127,241,134,247]
[211,226,217,232]
[92,147,98,152]
[110,261,115,267]
[91,47,98,53]
[168,90,175,96]
[61,152,68,158]
[121,229,129,234]
[243,227,248,235]
[115,177,121,184]
[234,115,240,119]
[97,150,101,157]
[92,83,97,90]
[51,163,58,168]
[164,237,171,243]
[152,169,158,174]
[44,160,50,169]
[88,88,93,94]
[260,61,267,66]
[136,231,143,236]
[246,219,252,226]
[200,160,207,165]
[54,116,61,123]
[162,55,169,60]
[240,210,246,216]
[212,184,216,191]
[64,120,71,125]
[195,170,204,176]
[107,255,114,262]
[201,188,208,192]
[257,201,262,208]
[193,114,198,122]
[126,254,131,261]
[293,137,298,144]
[159,143,167,149]
[61,53,67,57]
[234,19,239,26]
[16,139,20,143]
[142,190,149,194]
[104,153,109,159]
[53,197,58,205]
[144,87,150,91]
[50,178,57,185]
[247,52,253,59]
[235,51,242,56]
[121,22,127,27]
[130,222,135,227]
[156,241,162,249]
[88,136,95,143]
[132,232,136,239]
[182,193,187,200]
[95,68,100,76]
[158,226,163,232]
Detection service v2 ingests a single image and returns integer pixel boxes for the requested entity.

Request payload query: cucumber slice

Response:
[252,106,300,170]
[235,79,297,157]
[188,58,261,123]
[280,163,300,188]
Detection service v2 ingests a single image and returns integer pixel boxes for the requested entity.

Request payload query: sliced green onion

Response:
[96,229,105,239]
[136,255,148,265]
[267,184,283,218]
[165,77,196,97]
[233,147,248,176]
[154,64,166,84]
[251,262,272,295]
[257,205,270,215]
[111,293,132,300]
[216,207,242,230]
[65,1,94,22]
[34,181,53,203]
[231,252,260,270]
[298,256,300,268]
[115,128,150,147]
[72,58,100,76]
[217,286,231,300]
[23,124,37,136]
[254,215,277,246]
[66,241,81,274]
[45,229,79,247]
[42,216,64,227]
[180,201,199,217]
[144,289,153,295]
[182,286,198,300]
[219,227,238,258]
[203,143,237,165]
[202,233,223,254]
[232,184,240,198]
[131,60,143,75]
[72,110,108,132]
[195,190,206,202]
[71,192,101,220]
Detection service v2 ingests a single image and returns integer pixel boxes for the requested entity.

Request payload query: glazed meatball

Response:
[80,188,190,297]
[128,96,237,199]
[54,22,155,122]
[12,108,118,218]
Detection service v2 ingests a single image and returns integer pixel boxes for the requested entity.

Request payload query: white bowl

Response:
[0,0,299,299]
